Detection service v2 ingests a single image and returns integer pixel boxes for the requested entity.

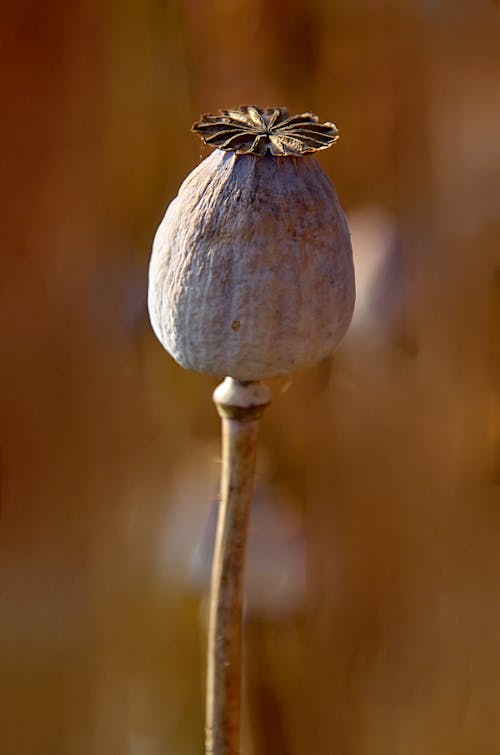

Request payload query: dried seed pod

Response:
[148,106,355,381]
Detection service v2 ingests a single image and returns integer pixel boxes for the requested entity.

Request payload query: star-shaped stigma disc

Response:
[192,105,339,157]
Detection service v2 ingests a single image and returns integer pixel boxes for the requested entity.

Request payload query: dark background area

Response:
[1,1,499,753]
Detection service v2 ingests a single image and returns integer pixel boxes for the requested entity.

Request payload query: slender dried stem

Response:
[205,378,271,755]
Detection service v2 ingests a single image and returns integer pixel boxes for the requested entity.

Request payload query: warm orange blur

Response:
[1,2,499,754]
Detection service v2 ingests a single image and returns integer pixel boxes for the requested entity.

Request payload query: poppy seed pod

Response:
[148,106,355,381]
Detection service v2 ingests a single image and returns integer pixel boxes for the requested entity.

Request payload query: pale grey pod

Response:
[148,148,355,381]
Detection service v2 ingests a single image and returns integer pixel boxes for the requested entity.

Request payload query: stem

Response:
[205,378,271,755]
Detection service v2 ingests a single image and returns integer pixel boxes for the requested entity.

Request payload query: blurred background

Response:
[1,1,499,753]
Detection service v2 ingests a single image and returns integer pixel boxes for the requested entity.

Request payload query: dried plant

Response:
[148,106,355,754]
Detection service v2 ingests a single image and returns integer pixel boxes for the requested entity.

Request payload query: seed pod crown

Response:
[192,105,339,157]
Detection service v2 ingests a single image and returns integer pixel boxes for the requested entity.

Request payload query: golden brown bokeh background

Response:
[1,1,499,753]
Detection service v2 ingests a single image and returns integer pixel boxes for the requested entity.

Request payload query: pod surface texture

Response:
[148,149,355,380]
